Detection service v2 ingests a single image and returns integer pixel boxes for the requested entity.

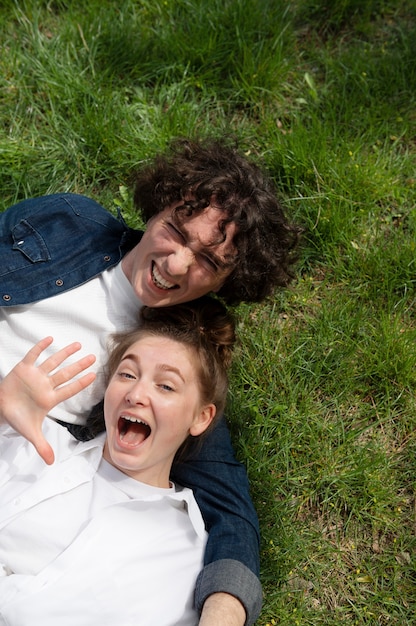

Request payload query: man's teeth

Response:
[152,265,175,290]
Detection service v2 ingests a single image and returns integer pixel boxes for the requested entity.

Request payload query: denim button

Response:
[55,279,64,287]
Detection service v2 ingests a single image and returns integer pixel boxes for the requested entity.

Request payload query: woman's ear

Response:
[190,404,216,437]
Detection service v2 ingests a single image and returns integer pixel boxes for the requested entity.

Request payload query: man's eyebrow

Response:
[203,248,236,269]
[176,225,237,268]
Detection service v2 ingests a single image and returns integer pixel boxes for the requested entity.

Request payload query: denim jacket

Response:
[0,193,141,305]
[0,193,262,623]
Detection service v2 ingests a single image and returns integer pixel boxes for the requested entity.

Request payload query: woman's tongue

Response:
[119,419,150,445]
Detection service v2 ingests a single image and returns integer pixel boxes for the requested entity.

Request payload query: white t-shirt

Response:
[0,420,207,625]
[0,263,142,424]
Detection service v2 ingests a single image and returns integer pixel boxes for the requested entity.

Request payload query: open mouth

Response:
[151,262,178,290]
[118,416,151,446]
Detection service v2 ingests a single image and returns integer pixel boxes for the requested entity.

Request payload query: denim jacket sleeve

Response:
[0,193,141,306]
[171,417,263,624]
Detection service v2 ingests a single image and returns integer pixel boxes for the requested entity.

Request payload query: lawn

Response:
[1,0,415,623]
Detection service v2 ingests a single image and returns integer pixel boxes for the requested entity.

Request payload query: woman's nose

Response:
[125,382,148,405]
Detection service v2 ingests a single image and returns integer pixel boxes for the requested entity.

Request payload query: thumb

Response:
[32,434,55,465]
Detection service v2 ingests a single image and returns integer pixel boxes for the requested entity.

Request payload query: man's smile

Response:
[151,262,178,290]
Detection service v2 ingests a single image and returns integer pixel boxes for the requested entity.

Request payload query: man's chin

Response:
[141,289,183,308]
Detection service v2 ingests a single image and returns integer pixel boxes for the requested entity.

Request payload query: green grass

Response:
[1,0,415,623]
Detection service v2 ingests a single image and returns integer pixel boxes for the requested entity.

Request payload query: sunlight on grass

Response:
[1,0,415,623]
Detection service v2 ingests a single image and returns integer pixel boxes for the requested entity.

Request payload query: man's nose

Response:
[166,246,195,276]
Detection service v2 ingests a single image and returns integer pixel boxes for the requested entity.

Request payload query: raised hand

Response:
[0,337,96,465]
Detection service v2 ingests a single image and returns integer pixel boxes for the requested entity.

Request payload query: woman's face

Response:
[103,335,215,488]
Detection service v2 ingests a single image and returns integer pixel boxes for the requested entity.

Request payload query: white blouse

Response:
[0,420,207,625]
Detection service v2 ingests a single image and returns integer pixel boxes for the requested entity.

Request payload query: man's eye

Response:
[167,223,185,241]
[200,254,219,272]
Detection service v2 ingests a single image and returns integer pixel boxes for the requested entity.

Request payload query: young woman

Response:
[0,296,235,626]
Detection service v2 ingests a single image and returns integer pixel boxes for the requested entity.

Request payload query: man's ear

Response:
[190,404,216,437]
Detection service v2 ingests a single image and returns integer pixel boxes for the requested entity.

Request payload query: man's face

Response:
[122,203,237,306]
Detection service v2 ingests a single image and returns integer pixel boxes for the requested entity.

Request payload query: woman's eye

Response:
[118,371,136,380]
[159,383,175,392]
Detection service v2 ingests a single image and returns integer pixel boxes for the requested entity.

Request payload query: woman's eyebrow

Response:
[157,363,186,383]
[120,353,186,383]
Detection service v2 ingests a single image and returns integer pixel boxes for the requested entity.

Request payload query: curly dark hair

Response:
[133,137,302,305]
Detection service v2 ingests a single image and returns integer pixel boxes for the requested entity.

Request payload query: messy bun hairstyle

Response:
[82,296,235,442]
[106,295,235,419]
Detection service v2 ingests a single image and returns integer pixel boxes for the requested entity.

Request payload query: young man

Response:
[0,138,300,625]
